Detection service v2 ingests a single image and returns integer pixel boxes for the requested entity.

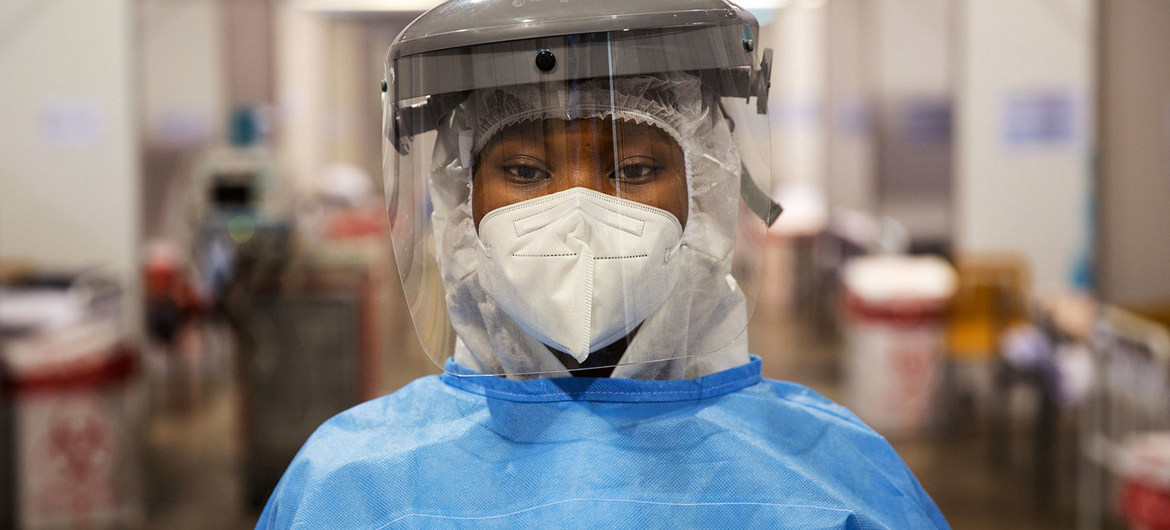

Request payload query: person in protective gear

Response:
[259,0,948,527]
[440,72,754,380]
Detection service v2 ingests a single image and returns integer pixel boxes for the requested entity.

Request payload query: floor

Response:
[140,267,1095,529]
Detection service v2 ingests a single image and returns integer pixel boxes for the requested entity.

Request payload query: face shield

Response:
[383,0,778,379]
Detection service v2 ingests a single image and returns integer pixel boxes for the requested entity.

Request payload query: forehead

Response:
[488,118,678,148]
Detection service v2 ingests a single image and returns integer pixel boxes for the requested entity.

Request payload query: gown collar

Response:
[440,355,762,403]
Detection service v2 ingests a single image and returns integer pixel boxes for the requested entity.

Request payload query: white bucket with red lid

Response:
[841,255,957,436]
[1117,431,1170,530]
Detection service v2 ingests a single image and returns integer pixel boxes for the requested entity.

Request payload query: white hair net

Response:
[429,72,750,380]
[472,75,703,155]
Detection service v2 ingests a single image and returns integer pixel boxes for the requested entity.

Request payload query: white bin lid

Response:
[1119,431,1170,489]
[842,255,957,305]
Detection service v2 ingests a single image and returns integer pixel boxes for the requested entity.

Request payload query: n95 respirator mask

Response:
[476,187,684,362]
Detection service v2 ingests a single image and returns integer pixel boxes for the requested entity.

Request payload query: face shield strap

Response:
[752,48,773,115]
[390,91,471,155]
[716,97,781,228]
[741,165,783,227]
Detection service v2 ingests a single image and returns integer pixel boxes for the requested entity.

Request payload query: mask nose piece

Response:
[564,209,592,246]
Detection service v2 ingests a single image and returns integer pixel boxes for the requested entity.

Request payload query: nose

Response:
[550,164,608,195]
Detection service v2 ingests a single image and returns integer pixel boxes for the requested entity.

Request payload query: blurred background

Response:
[1,0,1169,528]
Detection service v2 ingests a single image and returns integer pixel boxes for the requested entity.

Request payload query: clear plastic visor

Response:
[383,42,774,379]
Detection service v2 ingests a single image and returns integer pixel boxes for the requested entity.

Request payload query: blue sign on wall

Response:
[903,99,952,145]
[1003,91,1078,146]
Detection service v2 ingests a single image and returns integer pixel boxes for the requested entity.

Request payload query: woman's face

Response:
[472,117,688,228]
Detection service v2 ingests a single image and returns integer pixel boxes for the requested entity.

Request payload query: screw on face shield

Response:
[535,49,556,72]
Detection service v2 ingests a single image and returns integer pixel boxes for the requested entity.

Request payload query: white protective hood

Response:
[428,72,750,380]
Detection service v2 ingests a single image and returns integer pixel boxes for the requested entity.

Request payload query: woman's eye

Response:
[503,165,549,181]
[616,164,658,181]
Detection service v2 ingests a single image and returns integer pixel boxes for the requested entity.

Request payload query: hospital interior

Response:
[2,0,1169,527]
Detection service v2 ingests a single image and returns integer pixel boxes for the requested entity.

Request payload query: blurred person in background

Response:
[259,0,946,527]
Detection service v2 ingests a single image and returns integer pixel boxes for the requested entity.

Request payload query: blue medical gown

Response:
[258,356,948,529]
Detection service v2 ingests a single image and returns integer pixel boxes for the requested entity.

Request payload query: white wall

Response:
[824,0,953,246]
[227,0,275,108]
[1097,0,1170,305]
[765,3,828,195]
[275,10,418,192]
[275,10,332,192]
[0,0,140,288]
[140,0,226,149]
[139,0,230,248]
[825,0,876,215]
[873,0,954,245]
[955,0,1094,294]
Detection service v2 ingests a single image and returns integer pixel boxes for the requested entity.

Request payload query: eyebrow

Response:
[481,120,679,159]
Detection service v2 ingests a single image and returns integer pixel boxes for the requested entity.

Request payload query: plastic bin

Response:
[841,255,956,437]
[1117,432,1170,530]
[1,324,144,529]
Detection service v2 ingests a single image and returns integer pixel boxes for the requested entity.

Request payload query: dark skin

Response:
[473,117,688,377]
